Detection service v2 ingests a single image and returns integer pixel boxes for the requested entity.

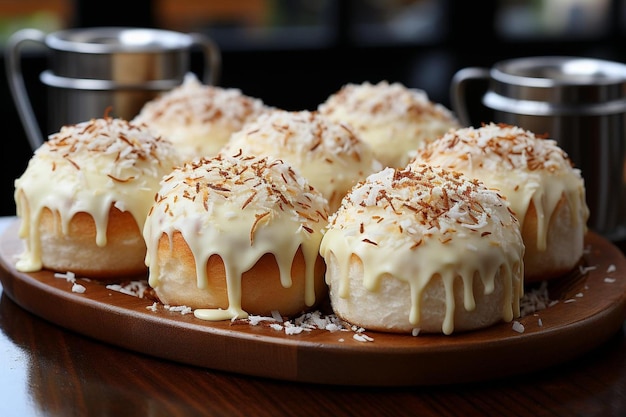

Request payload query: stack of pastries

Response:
[11,79,591,336]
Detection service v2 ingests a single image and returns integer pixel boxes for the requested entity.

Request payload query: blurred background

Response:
[1,0,624,215]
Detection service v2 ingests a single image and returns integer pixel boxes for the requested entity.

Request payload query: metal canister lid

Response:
[45,27,194,54]
[485,56,626,116]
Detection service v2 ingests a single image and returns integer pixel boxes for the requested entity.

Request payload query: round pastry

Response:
[319,164,524,335]
[410,123,589,283]
[132,73,271,162]
[220,109,383,212]
[317,80,460,169]
[14,117,181,278]
[143,153,330,321]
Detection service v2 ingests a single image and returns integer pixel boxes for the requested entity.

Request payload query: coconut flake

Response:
[71,283,86,293]
[512,321,525,333]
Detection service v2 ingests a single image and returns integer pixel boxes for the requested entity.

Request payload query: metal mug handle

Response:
[190,32,222,86]
[5,28,47,151]
[6,29,222,152]
[450,67,490,127]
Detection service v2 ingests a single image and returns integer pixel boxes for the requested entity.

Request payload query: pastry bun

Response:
[143,154,330,320]
[36,207,147,279]
[317,80,460,169]
[14,117,181,278]
[132,73,271,162]
[411,123,589,282]
[220,109,382,212]
[320,165,525,335]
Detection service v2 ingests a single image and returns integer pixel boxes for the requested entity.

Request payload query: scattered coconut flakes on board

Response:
[137,265,610,339]
[354,333,374,342]
[71,282,86,293]
[579,264,597,275]
[164,304,193,315]
[54,271,77,283]
[520,280,552,316]
[106,280,150,298]
[54,270,89,294]
[512,321,525,333]
[243,310,375,341]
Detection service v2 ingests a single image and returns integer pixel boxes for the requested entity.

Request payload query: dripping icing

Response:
[143,154,329,321]
[13,117,180,273]
[319,165,524,335]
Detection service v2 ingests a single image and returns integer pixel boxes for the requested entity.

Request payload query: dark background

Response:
[2,0,625,216]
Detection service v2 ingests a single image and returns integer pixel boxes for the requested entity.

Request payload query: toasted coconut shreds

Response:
[520,280,554,316]
[106,280,152,298]
[54,270,87,293]
[54,253,587,337]
[240,310,373,340]
[53,273,564,338]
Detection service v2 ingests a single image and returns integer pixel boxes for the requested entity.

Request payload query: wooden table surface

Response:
[1,215,625,417]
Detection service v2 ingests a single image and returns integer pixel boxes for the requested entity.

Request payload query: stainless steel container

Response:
[6,27,221,151]
[451,56,626,241]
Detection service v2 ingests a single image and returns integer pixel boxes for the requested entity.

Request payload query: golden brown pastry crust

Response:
[154,230,327,316]
[38,206,147,279]
[522,195,585,283]
[326,254,510,334]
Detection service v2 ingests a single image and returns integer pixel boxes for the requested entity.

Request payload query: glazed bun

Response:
[320,165,524,335]
[143,153,330,320]
[220,109,382,212]
[14,117,181,278]
[317,80,460,169]
[132,73,271,162]
[411,123,589,282]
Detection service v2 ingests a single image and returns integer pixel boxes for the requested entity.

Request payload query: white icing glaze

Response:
[132,73,271,161]
[411,123,589,251]
[14,117,181,272]
[317,80,460,168]
[143,154,330,321]
[220,109,383,212]
[319,165,524,335]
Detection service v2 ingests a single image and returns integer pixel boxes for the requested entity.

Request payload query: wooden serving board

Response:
[1,219,625,387]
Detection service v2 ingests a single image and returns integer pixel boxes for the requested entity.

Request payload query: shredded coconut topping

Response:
[318,80,457,125]
[318,81,460,168]
[415,122,576,174]
[134,74,268,127]
[132,73,271,160]
[14,117,181,273]
[39,117,180,181]
[328,164,517,247]
[144,153,330,321]
[320,164,524,335]
[221,109,382,211]
[150,153,329,235]
[410,122,589,257]
[224,109,373,165]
